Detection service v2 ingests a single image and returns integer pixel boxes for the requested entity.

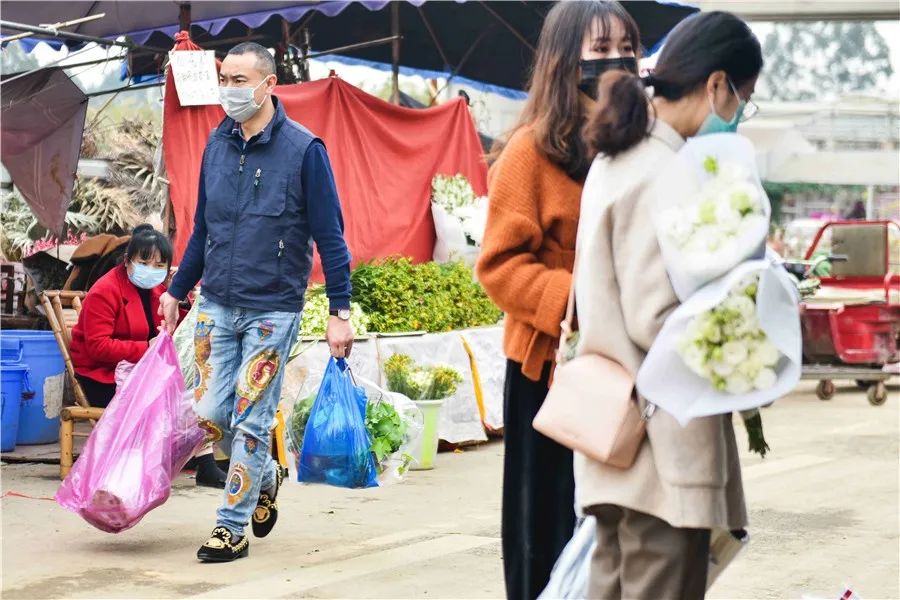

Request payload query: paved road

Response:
[2,380,897,599]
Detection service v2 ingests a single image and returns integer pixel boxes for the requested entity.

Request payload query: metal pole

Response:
[299,28,311,82]
[305,35,400,60]
[391,1,400,104]
[0,19,167,52]
[85,81,165,98]
[179,3,192,32]
[866,184,875,219]
[0,13,106,44]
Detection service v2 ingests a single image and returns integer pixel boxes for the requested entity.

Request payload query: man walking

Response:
[159,42,354,562]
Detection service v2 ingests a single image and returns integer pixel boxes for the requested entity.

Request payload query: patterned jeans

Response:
[192,297,300,537]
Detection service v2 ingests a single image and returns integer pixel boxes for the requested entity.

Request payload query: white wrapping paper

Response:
[432,204,479,267]
[636,259,802,426]
[653,133,771,301]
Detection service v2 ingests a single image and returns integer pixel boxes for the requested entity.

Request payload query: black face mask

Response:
[578,57,639,99]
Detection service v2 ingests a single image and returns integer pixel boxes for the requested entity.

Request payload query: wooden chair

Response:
[40,291,102,478]
[43,290,288,479]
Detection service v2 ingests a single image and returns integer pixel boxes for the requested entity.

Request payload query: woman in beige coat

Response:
[575,12,763,599]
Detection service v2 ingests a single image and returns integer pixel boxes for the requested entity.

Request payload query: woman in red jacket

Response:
[70,224,226,487]
[70,224,170,403]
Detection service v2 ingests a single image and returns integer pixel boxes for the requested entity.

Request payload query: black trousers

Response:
[502,360,576,600]
[75,374,116,409]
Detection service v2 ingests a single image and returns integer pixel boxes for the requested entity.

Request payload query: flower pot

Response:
[409,399,444,470]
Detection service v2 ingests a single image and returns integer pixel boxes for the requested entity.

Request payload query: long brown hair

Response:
[493,1,640,180]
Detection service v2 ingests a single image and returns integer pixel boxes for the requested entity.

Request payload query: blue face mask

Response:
[128,262,167,289]
[696,78,746,136]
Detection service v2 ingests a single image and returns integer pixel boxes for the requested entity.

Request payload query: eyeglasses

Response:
[740,99,759,122]
[727,77,759,122]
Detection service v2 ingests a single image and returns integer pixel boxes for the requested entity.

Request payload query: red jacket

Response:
[70,264,167,384]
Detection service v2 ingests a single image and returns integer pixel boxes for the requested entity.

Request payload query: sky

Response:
[750,20,900,95]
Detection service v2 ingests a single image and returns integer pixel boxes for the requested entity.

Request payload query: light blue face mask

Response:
[128,262,168,289]
[219,78,268,123]
[696,78,746,136]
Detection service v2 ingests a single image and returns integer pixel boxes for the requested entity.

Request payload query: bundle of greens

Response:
[383,354,462,400]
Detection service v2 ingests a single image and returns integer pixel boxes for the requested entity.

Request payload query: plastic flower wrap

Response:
[431,173,487,264]
[637,259,801,428]
[653,133,771,301]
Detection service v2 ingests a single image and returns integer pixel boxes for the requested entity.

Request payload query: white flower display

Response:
[299,290,370,338]
[676,274,781,394]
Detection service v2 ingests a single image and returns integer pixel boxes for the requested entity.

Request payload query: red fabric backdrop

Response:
[163,42,488,282]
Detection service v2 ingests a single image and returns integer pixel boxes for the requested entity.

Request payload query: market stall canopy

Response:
[0,67,88,235]
[162,35,488,275]
[1,1,698,92]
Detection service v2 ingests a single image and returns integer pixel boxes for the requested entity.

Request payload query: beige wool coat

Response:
[573,119,748,531]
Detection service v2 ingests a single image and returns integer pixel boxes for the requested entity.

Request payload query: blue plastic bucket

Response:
[1,331,64,444]
[1,364,30,452]
[1,336,24,363]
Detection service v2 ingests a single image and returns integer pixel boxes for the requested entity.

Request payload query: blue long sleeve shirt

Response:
[169,138,352,311]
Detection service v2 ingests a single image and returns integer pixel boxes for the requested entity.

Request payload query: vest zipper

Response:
[278,239,284,294]
[226,151,246,305]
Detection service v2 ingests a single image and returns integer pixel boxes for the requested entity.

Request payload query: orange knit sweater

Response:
[476,127,583,382]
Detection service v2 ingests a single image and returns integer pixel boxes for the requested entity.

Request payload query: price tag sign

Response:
[168,50,219,106]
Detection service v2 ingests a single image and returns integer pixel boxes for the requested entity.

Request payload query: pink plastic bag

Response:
[56,332,205,533]
[114,360,135,391]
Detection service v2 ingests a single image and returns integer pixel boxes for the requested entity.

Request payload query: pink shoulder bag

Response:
[532,262,649,469]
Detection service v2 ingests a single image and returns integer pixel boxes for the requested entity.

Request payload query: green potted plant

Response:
[382,354,462,469]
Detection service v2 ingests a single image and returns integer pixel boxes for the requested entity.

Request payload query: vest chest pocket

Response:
[246,170,289,217]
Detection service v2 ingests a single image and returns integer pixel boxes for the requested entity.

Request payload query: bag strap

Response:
[556,247,579,363]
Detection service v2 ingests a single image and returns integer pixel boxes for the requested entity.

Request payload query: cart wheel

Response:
[867,382,888,406]
[855,379,869,389]
[816,380,835,400]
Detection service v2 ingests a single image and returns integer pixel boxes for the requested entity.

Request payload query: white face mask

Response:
[219,78,269,123]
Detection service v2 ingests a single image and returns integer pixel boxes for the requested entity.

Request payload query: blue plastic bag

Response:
[297,358,378,488]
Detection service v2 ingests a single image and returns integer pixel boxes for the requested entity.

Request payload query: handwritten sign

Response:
[168,50,219,106]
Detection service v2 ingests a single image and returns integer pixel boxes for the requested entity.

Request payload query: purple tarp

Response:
[1,67,88,235]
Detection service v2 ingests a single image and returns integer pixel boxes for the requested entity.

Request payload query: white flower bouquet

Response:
[431,174,488,265]
[653,133,771,301]
[636,259,802,453]
[678,273,780,395]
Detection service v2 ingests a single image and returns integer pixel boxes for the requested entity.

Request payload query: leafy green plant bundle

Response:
[350,257,502,333]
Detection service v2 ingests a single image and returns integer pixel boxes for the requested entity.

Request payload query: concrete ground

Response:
[1,380,898,600]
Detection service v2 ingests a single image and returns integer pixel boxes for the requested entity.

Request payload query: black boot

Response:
[197,527,249,563]
[251,464,287,538]
[195,454,227,489]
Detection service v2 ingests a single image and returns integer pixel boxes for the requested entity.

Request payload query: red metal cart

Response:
[799,220,900,405]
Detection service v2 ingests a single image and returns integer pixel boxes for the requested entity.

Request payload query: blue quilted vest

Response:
[199,97,316,312]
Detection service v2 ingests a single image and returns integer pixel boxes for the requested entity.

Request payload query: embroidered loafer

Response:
[252,464,287,538]
[197,527,249,563]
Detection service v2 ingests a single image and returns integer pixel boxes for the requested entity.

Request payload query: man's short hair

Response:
[227,42,276,77]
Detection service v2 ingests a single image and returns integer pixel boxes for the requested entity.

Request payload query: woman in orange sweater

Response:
[476,2,640,598]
